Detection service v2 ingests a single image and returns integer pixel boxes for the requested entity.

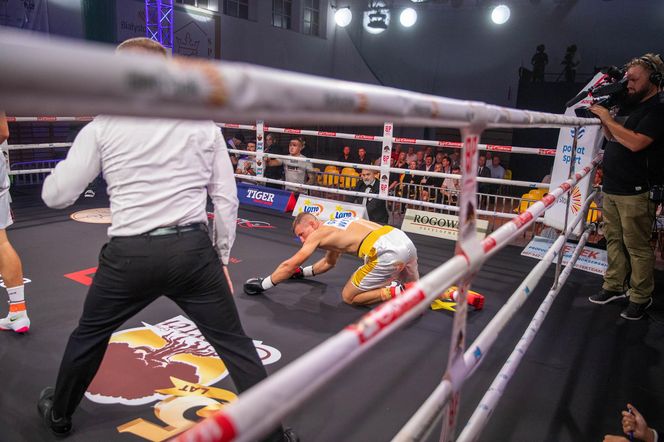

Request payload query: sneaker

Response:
[588,289,626,305]
[37,387,72,437]
[620,298,653,321]
[0,311,30,333]
[84,189,95,198]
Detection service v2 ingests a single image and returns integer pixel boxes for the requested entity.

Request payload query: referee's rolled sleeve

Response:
[208,132,238,265]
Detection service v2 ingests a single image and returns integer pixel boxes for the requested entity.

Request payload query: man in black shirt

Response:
[264,133,285,188]
[588,53,664,320]
[354,169,389,224]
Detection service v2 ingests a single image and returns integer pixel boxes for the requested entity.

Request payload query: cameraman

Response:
[588,53,664,320]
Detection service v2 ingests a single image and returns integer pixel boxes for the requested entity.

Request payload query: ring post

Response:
[379,122,394,198]
[255,120,265,178]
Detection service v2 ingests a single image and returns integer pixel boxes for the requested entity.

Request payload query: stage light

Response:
[400,8,417,27]
[491,4,510,25]
[334,7,352,27]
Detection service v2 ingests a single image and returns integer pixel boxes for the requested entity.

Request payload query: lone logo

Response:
[87,315,281,440]
[246,189,275,204]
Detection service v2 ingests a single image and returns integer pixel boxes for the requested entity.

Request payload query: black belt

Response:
[142,223,207,237]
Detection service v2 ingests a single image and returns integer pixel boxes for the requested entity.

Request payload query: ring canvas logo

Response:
[70,208,112,224]
[85,315,281,440]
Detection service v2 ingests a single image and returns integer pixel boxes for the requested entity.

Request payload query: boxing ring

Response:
[0,28,616,442]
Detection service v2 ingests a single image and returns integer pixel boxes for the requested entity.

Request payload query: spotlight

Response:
[491,4,510,25]
[334,7,353,27]
[400,8,417,27]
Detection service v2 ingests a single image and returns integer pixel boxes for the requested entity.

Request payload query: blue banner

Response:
[237,182,294,212]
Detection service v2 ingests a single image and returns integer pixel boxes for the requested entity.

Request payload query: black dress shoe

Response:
[282,427,299,442]
[37,387,72,437]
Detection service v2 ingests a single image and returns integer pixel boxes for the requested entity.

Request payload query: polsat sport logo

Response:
[300,199,324,216]
[86,315,281,440]
[330,205,356,220]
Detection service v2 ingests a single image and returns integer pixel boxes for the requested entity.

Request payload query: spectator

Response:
[435,152,445,165]
[449,151,461,169]
[353,169,388,224]
[356,147,372,167]
[440,156,452,174]
[405,146,417,163]
[388,155,407,195]
[337,145,355,164]
[419,155,436,185]
[477,154,493,194]
[415,150,425,170]
[442,165,461,205]
[264,133,285,188]
[488,155,506,179]
[531,44,548,83]
[267,136,313,194]
[236,140,257,176]
[226,132,245,169]
[391,143,402,162]
[562,44,580,83]
[603,404,658,442]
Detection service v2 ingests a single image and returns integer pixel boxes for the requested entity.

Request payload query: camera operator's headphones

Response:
[638,53,664,87]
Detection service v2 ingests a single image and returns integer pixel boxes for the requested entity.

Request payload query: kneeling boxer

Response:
[244,213,419,305]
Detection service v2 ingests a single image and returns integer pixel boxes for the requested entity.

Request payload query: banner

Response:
[116,0,220,58]
[521,236,607,275]
[0,0,49,31]
[400,209,489,241]
[544,72,606,233]
[237,182,295,212]
[292,195,367,220]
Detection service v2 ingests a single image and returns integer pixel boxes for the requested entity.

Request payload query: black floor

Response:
[1,186,663,442]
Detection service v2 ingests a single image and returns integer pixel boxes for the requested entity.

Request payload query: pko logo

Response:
[246,189,275,205]
[570,127,585,139]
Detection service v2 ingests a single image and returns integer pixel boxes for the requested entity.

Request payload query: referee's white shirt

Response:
[42,116,238,265]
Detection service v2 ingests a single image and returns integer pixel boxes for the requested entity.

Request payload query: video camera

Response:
[567,66,627,118]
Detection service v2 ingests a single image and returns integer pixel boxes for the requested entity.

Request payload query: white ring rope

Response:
[219,122,558,157]
[457,228,592,442]
[175,155,600,442]
[0,28,600,129]
[5,142,72,150]
[392,190,597,441]
[5,116,93,122]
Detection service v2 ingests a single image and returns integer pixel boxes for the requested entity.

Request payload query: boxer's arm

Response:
[270,238,319,284]
[42,121,102,209]
[311,250,340,276]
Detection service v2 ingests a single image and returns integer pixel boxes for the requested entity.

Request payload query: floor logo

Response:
[86,315,281,440]
[70,208,111,224]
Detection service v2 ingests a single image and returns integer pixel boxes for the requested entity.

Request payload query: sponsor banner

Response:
[237,182,295,212]
[521,236,607,275]
[292,195,367,220]
[400,209,489,241]
[545,72,606,233]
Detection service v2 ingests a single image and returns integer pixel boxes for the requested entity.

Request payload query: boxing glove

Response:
[290,266,314,280]
[244,277,274,296]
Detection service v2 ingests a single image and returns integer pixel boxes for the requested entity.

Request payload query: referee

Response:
[37,38,296,441]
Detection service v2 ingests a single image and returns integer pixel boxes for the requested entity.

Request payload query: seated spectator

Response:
[415,150,425,170]
[435,152,445,165]
[440,156,452,174]
[355,147,372,167]
[353,169,388,225]
[391,143,403,162]
[421,154,435,175]
[236,139,257,176]
[488,155,506,179]
[402,160,420,199]
[449,151,461,169]
[428,162,445,189]
[226,132,245,169]
[337,145,355,163]
[424,146,434,158]
[442,165,461,205]
[405,146,417,163]
[603,404,658,442]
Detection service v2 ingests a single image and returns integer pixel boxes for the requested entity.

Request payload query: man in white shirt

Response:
[268,136,313,193]
[36,38,296,442]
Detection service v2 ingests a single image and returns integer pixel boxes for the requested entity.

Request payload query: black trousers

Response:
[52,229,284,441]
